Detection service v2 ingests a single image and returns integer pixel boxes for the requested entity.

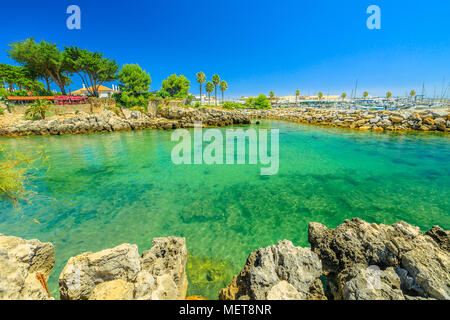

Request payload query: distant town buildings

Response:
[276,95,340,103]
[192,94,218,105]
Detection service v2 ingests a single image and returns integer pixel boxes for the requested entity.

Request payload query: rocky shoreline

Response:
[1,106,449,137]
[1,218,448,300]
[0,106,251,137]
[246,107,450,132]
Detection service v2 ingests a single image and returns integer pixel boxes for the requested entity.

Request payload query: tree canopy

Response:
[196,72,206,86]
[64,46,119,97]
[246,94,271,109]
[219,80,228,103]
[0,63,44,93]
[160,74,190,98]
[196,72,206,104]
[117,64,151,108]
[8,38,70,94]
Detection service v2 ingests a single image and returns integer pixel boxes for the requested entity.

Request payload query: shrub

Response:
[222,102,245,109]
[156,90,170,98]
[186,94,194,105]
[160,74,190,98]
[0,144,48,204]
[24,99,53,120]
[245,94,271,109]
[117,64,151,108]
[0,88,8,99]
[118,92,149,109]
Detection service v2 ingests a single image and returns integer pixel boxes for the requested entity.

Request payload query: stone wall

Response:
[6,104,95,116]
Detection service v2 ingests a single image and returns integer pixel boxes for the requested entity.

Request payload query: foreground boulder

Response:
[308,218,450,300]
[219,240,326,300]
[58,237,188,300]
[0,234,55,300]
[342,265,404,300]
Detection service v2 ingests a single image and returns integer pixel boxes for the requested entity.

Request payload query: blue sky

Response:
[1,0,449,98]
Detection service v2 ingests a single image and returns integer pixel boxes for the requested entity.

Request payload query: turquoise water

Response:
[0,120,449,299]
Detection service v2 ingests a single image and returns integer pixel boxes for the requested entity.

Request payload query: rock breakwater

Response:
[248,108,450,132]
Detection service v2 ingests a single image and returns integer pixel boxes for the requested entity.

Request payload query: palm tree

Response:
[196,72,206,105]
[318,92,323,106]
[212,74,220,106]
[363,91,369,99]
[25,99,53,120]
[269,91,275,105]
[205,81,214,106]
[385,92,392,110]
[295,90,300,105]
[341,92,347,108]
[220,80,228,105]
[410,90,416,102]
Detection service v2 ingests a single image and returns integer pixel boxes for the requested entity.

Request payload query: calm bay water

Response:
[0,120,449,299]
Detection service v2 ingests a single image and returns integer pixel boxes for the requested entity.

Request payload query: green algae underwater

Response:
[0,120,449,299]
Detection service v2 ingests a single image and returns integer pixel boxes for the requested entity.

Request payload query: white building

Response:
[72,84,119,98]
[192,94,218,105]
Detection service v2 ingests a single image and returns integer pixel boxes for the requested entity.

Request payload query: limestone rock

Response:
[308,218,449,300]
[58,243,141,300]
[423,118,435,125]
[58,237,188,300]
[343,266,405,300]
[369,116,380,124]
[434,118,447,131]
[426,226,449,252]
[219,240,326,300]
[89,279,134,300]
[389,115,404,124]
[0,106,250,137]
[121,107,142,120]
[135,237,188,300]
[266,281,303,300]
[0,234,55,300]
